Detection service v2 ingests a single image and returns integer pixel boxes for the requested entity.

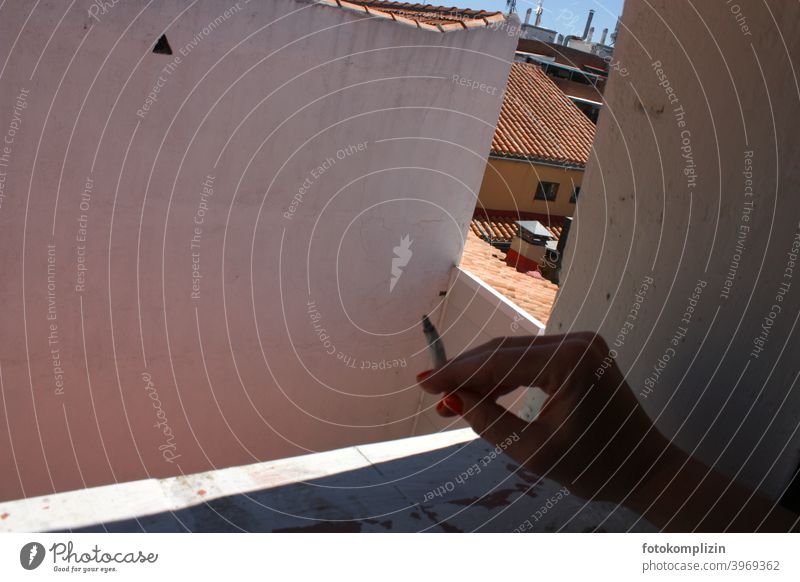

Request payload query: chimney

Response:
[524,7,532,25]
[587,26,594,42]
[557,33,564,45]
[534,0,543,26]
[556,217,572,259]
[582,9,594,40]
[600,28,608,45]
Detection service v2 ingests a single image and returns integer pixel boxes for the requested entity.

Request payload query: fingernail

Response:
[416,369,433,382]
[442,394,464,416]
[436,399,457,417]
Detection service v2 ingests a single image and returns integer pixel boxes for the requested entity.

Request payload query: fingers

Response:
[449,334,566,362]
[435,396,459,418]
[419,336,587,397]
[446,390,538,466]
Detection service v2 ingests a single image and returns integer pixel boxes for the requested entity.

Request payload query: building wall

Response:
[477,157,584,217]
[519,25,556,43]
[0,0,517,501]
[535,0,800,499]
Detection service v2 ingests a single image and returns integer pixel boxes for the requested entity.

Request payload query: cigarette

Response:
[422,314,447,368]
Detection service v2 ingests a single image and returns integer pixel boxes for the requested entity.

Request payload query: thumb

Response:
[445,390,532,462]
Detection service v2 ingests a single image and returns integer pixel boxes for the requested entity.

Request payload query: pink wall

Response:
[0,0,517,501]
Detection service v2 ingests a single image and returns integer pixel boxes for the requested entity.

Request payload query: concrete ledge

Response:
[0,429,476,533]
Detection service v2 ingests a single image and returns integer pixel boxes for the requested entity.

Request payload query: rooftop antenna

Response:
[505,0,517,14]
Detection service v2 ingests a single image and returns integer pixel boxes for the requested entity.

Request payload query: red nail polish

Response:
[416,370,433,382]
[442,394,464,416]
[436,399,456,417]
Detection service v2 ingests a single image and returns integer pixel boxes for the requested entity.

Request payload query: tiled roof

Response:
[491,61,596,167]
[459,231,558,324]
[471,213,563,243]
[323,1,506,31]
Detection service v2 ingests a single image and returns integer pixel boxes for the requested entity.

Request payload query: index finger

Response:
[419,336,587,397]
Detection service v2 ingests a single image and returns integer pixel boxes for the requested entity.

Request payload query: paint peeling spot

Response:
[364,518,394,530]
[449,488,518,509]
[197,489,207,496]
[636,101,664,115]
[417,505,463,532]
[514,482,538,497]
[1,512,9,520]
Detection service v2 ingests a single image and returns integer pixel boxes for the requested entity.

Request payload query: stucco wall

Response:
[0,0,517,500]
[538,0,800,499]
[478,157,583,217]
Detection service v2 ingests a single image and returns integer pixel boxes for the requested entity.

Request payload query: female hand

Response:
[417,332,668,507]
[416,332,799,532]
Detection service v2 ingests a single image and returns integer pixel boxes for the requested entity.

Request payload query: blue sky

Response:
[460,0,625,43]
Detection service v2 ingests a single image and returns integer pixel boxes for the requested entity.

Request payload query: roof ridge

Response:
[316,0,507,31]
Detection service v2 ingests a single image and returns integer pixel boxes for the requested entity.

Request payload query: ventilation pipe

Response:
[524,7,532,25]
[610,16,620,44]
[587,26,594,42]
[534,0,543,26]
[599,27,608,45]
[563,9,594,46]
[582,9,595,39]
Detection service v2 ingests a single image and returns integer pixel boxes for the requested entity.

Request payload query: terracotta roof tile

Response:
[492,61,596,167]
[333,1,505,28]
[459,231,558,324]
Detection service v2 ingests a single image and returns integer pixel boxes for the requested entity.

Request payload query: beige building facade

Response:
[478,157,584,217]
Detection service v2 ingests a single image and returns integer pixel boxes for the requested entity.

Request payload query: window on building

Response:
[535,181,559,201]
[570,186,581,203]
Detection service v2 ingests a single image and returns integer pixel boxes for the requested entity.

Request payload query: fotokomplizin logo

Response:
[20,542,46,570]
[390,234,413,292]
